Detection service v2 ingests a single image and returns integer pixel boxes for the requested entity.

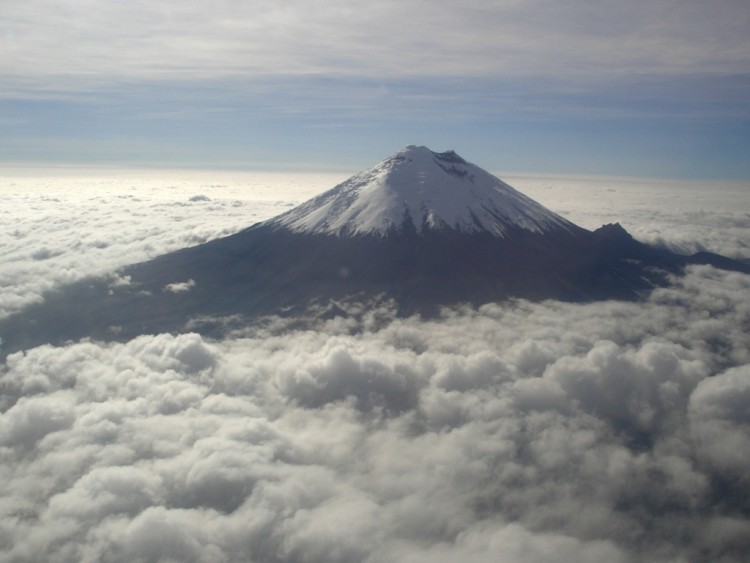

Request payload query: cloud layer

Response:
[0,170,338,317]
[5,0,750,94]
[513,175,750,261]
[1,266,749,562]
[0,172,748,561]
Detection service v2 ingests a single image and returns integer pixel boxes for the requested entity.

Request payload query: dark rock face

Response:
[1,218,746,355]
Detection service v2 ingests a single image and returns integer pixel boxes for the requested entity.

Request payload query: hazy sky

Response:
[2,0,750,177]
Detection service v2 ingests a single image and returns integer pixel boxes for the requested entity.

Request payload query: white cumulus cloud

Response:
[0,172,748,561]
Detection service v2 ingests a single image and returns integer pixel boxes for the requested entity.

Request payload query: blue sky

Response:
[2,0,749,178]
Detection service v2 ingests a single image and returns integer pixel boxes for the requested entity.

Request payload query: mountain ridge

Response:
[1,146,748,355]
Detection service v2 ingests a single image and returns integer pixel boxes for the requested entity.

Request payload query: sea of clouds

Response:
[0,169,749,562]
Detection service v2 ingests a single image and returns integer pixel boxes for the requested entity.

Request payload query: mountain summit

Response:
[270,145,575,237]
[1,146,747,354]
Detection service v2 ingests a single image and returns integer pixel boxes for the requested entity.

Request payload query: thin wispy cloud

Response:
[2,1,749,176]
[4,1,749,92]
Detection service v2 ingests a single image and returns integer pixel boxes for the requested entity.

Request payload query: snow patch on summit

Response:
[269,146,576,238]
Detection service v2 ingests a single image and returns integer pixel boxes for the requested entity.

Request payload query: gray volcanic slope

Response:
[1,146,747,354]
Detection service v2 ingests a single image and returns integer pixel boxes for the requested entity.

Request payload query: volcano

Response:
[1,146,747,354]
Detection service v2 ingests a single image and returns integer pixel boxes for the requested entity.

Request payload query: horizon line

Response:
[3,160,750,184]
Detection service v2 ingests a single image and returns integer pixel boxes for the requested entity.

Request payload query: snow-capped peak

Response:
[268,145,575,237]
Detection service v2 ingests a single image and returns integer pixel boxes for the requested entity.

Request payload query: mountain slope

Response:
[270,145,577,237]
[1,147,747,355]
